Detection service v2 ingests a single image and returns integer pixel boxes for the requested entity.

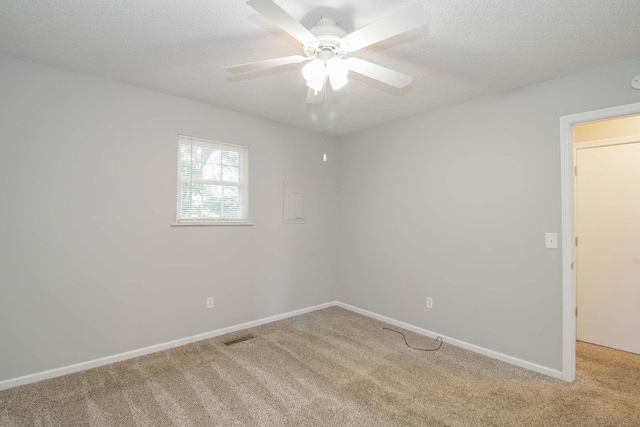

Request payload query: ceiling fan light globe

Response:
[305,74,326,92]
[329,72,348,90]
[302,59,326,91]
[330,78,348,90]
[327,58,349,90]
[306,78,325,92]
[302,59,325,82]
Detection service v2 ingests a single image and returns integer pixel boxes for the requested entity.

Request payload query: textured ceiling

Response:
[2,0,640,135]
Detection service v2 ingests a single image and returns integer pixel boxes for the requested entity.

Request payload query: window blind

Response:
[177,135,249,223]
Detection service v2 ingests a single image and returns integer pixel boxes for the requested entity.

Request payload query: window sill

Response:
[171,222,254,227]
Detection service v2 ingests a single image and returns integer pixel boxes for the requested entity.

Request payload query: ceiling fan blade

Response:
[346,58,413,88]
[226,55,309,73]
[247,0,318,46]
[341,3,430,52]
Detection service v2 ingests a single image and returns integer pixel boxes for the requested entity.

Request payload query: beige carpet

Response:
[1,307,639,426]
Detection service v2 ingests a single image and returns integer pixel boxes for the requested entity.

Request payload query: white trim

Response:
[0,301,334,392]
[1,298,575,392]
[574,134,640,150]
[559,101,640,382]
[559,114,576,382]
[336,302,562,380]
[170,222,254,227]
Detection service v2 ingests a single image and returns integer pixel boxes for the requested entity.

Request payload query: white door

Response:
[576,142,640,354]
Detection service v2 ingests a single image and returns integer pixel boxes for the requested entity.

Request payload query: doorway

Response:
[573,117,640,354]
[559,101,640,381]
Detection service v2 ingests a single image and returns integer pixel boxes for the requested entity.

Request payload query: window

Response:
[177,135,249,224]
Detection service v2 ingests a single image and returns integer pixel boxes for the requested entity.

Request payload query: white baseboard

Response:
[335,302,563,380]
[0,300,563,391]
[0,301,335,392]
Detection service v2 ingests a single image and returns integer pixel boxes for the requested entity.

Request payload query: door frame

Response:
[559,101,640,381]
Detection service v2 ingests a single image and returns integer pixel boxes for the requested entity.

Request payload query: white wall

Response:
[0,55,338,382]
[2,51,640,383]
[337,57,640,370]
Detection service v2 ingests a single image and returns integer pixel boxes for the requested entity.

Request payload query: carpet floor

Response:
[1,307,638,426]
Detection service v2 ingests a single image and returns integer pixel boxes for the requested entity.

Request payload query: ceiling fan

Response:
[226,0,430,103]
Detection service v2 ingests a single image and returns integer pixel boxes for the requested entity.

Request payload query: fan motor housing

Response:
[305,18,347,58]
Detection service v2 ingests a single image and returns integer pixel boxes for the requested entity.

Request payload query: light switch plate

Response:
[545,232,558,249]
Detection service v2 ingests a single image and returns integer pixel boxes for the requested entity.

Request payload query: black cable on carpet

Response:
[382,327,443,351]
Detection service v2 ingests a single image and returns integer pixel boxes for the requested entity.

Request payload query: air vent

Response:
[223,335,254,346]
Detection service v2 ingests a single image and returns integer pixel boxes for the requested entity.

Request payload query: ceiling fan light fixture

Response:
[327,57,349,90]
[229,0,431,103]
[302,59,326,92]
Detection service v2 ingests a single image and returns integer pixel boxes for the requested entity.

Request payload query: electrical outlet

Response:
[426,297,433,309]
[206,297,214,309]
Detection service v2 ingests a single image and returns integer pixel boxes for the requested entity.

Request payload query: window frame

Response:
[175,135,250,225]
